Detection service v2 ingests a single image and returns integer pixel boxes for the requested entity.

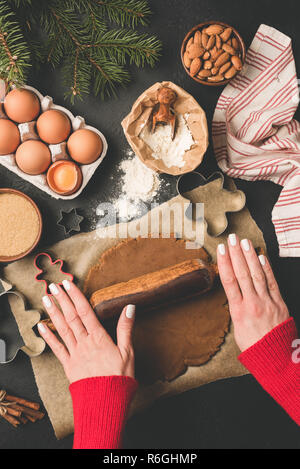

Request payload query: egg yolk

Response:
[53,164,77,192]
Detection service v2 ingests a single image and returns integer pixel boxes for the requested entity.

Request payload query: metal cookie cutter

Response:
[57,208,84,236]
[177,171,246,237]
[34,252,74,295]
[0,279,45,364]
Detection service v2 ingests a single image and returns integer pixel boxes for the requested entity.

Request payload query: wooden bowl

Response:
[0,188,42,262]
[181,21,246,86]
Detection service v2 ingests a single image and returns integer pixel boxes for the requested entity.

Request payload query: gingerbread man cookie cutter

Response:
[34,252,74,295]
[0,278,45,364]
[177,171,246,237]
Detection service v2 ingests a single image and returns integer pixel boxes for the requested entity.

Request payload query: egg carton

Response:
[0,85,108,200]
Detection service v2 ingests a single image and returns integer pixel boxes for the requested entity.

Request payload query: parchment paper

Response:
[121,81,209,175]
[3,179,265,439]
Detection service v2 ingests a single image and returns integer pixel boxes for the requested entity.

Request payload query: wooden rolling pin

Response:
[90,259,217,320]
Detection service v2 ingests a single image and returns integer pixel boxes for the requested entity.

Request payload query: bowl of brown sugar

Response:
[0,189,42,262]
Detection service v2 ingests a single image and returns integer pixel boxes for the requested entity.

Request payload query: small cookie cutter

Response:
[0,278,45,364]
[57,208,84,236]
[34,252,74,295]
[177,171,246,237]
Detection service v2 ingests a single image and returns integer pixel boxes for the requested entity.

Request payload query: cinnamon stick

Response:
[19,415,28,424]
[11,404,45,420]
[2,413,20,427]
[6,406,21,418]
[24,414,37,423]
[5,394,40,411]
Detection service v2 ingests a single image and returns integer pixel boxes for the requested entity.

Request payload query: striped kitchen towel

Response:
[212,24,300,257]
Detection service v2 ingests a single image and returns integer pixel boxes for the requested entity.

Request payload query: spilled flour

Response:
[140,113,194,168]
[95,151,163,224]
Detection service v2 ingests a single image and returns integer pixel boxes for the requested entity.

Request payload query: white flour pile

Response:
[140,113,194,168]
[95,151,162,223]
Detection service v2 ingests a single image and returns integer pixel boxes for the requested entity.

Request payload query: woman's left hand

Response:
[38,281,136,384]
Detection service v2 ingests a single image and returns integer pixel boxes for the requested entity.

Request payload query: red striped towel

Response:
[212,24,300,257]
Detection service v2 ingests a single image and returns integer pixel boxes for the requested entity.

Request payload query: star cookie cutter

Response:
[57,208,84,236]
[177,171,246,237]
[0,278,45,364]
[34,252,74,295]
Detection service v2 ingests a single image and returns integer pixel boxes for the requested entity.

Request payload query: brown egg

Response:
[0,119,20,155]
[37,110,71,144]
[47,160,83,195]
[4,88,40,123]
[67,129,103,164]
[16,140,51,175]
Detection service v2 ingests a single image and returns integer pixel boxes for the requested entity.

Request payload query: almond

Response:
[183,52,192,68]
[211,48,223,62]
[232,37,239,50]
[211,67,219,76]
[207,75,225,82]
[202,32,209,49]
[194,30,202,44]
[215,34,222,49]
[206,35,216,50]
[220,27,232,42]
[225,66,238,79]
[198,69,212,78]
[215,52,230,68]
[204,60,213,70]
[219,61,231,74]
[222,43,236,55]
[232,55,243,70]
[203,51,211,60]
[190,57,202,76]
[187,44,205,59]
[186,37,194,50]
[205,24,224,35]
[226,38,232,46]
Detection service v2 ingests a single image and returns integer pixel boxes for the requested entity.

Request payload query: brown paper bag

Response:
[121,81,209,175]
[3,180,265,439]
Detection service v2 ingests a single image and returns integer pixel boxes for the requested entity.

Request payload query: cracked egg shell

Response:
[47,160,83,195]
[16,140,51,175]
[4,88,40,123]
[37,110,71,144]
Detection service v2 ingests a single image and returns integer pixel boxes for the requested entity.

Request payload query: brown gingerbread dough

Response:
[84,236,230,384]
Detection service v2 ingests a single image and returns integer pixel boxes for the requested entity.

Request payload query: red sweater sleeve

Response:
[69,375,138,449]
[239,318,300,425]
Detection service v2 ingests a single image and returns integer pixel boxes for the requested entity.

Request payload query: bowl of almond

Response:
[181,21,246,86]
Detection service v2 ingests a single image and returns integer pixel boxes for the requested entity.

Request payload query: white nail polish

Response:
[229,233,237,246]
[49,283,59,295]
[126,304,135,319]
[218,243,226,255]
[259,255,266,266]
[38,322,46,333]
[42,296,52,308]
[63,280,71,291]
[241,239,250,252]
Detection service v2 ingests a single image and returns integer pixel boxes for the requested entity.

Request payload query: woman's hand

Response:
[217,234,290,352]
[37,280,135,384]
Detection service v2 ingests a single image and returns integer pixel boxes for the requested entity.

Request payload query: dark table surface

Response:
[1,0,299,449]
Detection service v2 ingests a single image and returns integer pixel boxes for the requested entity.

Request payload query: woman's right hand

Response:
[38,280,136,384]
[217,234,290,352]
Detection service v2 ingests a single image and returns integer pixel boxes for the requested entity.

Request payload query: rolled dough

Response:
[84,236,230,384]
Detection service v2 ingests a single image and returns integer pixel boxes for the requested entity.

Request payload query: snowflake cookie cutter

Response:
[0,278,45,364]
[34,252,74,296]
[177,171,246,237]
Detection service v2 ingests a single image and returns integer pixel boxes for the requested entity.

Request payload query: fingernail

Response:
[259,255,266,266]
[218,243,226,255]
[126,304,136,319]
[241,239,250,252]
[38,322,46,333]
[42,296,52,308]
[62,280,71,291]
[229,233,237,246]
[49,283,59,295]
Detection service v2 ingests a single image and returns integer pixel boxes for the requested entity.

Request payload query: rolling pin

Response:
[90,259,217,320]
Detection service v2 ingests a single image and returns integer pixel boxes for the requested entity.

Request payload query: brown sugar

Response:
[0,193,40,257]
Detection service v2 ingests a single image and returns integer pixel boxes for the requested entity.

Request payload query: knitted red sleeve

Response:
[69,375,138,449]
[239,317,300,425]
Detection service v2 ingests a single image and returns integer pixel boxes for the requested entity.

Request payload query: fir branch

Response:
[0,0,30,85]
[95,0,152,28]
